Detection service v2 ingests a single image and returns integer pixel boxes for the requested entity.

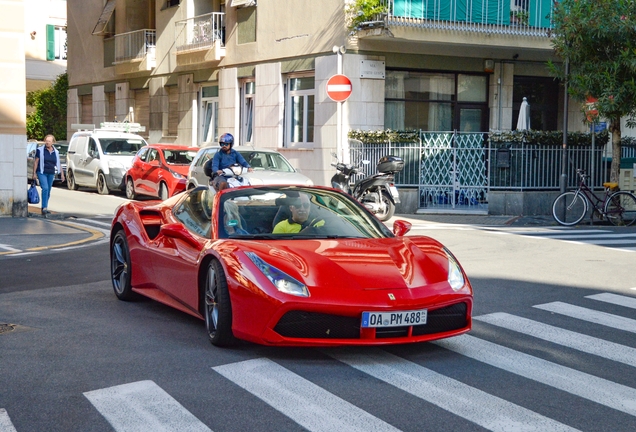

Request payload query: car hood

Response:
[233,237,449,291]
[168,164,191,176]
[243,171,313,186]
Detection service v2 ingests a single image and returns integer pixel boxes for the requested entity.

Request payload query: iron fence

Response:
[114,29,155,63]
[175,12,225,53]
[350,132,619,208]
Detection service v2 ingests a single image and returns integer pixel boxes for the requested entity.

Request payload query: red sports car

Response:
[125,144,199,200]
[110,185,473,347]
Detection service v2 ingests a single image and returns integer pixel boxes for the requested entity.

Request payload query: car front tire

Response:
[125,178,137,200]
[97,172,110,195]
[111,230,138,301]
[67,170,78,190]
[204,260,235,347]
[159,182,169,201]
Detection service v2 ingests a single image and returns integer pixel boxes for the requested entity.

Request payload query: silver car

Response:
[187,146,314,189]
[27,140,68,184]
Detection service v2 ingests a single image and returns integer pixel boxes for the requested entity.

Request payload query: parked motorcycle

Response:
[330,152,404,221]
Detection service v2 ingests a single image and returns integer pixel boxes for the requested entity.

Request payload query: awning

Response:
[92,0,116,35]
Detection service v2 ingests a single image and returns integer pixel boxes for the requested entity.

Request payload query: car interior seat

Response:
[250,158,263,168]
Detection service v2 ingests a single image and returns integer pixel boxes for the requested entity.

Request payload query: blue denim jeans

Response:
[37,172,54,209]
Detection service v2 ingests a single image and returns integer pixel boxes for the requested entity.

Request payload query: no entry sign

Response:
[326,74,352,102]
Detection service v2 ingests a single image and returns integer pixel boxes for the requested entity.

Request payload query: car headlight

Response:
[245,252,309,297]
[305,179,314,186]
[444,248,465,291]
[108,160,125,170]
[170,170,184,179]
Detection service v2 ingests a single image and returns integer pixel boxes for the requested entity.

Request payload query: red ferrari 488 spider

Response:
[110,185,473,347]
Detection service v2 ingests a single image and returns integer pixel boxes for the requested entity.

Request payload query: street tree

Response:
[549,0,636,183]
[26,73,68,141]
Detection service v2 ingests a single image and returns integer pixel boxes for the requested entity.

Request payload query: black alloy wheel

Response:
[67,170,78,190]
[111,230,137,301]
[97,172,110,195]
[204,260,234,346]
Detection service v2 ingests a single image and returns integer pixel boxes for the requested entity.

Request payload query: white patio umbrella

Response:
[516,97,530,130]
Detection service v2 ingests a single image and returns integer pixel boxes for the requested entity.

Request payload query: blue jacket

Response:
[211,148,250,172]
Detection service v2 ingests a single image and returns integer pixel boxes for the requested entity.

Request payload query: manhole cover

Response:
[0,323,17,334]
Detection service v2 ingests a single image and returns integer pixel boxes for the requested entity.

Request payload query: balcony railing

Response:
[175,12,225,53]
[114,29,156,63]
[372,0,553,37]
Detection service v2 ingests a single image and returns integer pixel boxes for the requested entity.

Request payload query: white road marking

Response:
[0,244,20,252]
[76,217,113,228]
[475,312,636,367]
[63,220,111,236]
[0,409,17,432]
[213,358,399,432]
[586,292,636,309]
[435,334,636,417]
[328,348,578,432]
[534,302,636,333]
[84,380,212,432]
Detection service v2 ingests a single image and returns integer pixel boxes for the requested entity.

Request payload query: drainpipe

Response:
[497,63,503,130]
[560,59,569,194]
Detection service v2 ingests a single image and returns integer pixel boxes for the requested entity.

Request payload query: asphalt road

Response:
[2,218,636,431]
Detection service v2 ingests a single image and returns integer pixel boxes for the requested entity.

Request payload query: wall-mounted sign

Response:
[360,60,385,79]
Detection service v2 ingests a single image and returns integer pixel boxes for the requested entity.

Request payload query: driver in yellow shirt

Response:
[273,193,325,233]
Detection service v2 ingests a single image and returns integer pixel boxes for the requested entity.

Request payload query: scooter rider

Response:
[205,133,253,190]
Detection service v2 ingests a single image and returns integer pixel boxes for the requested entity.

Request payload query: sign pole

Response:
[337,49,343,162]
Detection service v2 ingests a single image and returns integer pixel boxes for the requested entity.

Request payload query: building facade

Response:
[66,0,588,199]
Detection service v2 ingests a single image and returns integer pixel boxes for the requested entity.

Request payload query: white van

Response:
[66,124,148,194]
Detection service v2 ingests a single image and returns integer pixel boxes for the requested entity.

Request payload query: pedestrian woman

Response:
[32,134,64,215]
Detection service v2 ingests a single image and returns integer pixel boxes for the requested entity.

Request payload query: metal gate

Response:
[419,132,488,210]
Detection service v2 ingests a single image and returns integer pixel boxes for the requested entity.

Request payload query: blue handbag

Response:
[28,180,40,204]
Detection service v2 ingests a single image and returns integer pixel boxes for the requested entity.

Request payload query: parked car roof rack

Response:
[70,122,146,133]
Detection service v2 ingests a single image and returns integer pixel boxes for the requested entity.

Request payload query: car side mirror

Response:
[89,150,99,159]
[149,159,160,166]
[392,220,412,236]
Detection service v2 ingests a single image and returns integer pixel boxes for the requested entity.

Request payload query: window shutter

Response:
[46,24,55,61]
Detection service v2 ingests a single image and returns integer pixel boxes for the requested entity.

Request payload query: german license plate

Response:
[389,186,399,198]
[361,309,427,328]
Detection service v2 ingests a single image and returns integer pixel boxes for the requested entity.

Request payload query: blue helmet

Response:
[219,133,234,148]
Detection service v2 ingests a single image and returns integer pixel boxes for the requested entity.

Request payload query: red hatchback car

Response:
[126,144,199,200]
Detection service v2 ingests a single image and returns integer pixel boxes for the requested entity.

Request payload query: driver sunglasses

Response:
[291,202,310,209]
[220,142,231,147]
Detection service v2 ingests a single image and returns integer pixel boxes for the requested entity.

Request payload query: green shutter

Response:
[46,24,55,61]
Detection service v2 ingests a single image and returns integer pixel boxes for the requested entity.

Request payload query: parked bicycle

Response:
[552,169,636,226]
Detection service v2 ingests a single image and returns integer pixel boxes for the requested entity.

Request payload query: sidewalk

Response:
[0,206,105,256]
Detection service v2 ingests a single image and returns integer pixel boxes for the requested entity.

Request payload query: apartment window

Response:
[46,25,67,61]
[385,70,488,132]
[285,76,314,147]
[201,86,219,145]
[240,81,255,145]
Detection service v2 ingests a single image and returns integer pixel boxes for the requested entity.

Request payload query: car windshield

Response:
[101,139,146,155]
[163,149,198,165]
[216,186,393,240]
[238,151,295,172]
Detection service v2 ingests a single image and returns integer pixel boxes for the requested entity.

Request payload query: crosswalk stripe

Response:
[534,302,636,333]
[328,348,579,432]
[435,334,636,416]
[584,239,636,245]
[586,292,636,309]
[213,358,399,432]
[84,380,212,432]
[0,409,17,432]
[475,312,636,367]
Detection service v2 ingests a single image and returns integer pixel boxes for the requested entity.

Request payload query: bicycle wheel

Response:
[604,191,636,226]
[552,192,587,226]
